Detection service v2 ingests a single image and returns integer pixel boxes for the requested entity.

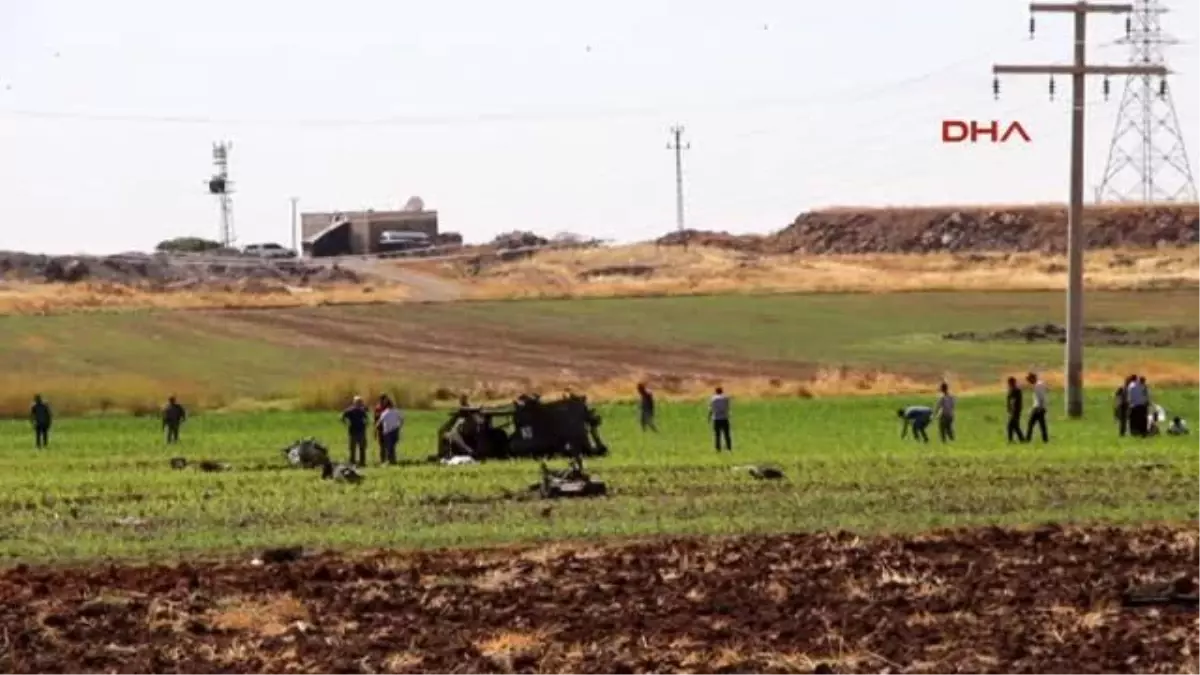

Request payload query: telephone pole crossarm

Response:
[1029,2,1132,12]
[993,64,1167,75]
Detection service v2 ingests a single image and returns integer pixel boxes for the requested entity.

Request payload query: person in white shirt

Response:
[375,396,403,465]
[1024,372,1049,443]
[708,387,732,451]
[934,382,956,442]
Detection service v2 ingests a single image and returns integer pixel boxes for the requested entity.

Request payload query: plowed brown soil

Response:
[1,524,1195,674]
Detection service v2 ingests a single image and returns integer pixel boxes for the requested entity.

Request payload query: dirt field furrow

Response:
[194,307,822,384]
[1,524,1194,673]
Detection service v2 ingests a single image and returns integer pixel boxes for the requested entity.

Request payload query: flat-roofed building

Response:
[301,206,439,257]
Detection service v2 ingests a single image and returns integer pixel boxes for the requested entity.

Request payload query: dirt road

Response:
[2,524,1194,673]
[334,258,463,302]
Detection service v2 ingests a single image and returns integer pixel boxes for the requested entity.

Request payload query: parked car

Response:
[378,230,433,252]
[243,242,296,258]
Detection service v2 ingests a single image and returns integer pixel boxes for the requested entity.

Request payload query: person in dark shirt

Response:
[30,394,52,449]
[162,396,187,444]
[637,383,658,433]
[1005,377,1025,443]
[341,395,369,466]
[1114,375,1133,437]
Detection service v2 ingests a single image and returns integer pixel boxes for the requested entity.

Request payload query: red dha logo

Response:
[942,120,1031,143]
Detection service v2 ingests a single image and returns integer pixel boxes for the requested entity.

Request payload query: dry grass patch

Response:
[207,594,310,637]
[0,373,230,418]
[475,630,550,670]
[445,245,1200,301]
[0,281,409,316]
[587,368,961,403]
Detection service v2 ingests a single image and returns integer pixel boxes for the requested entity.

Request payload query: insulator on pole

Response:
[1159,79,1167,98]
[1049,75,1056,101]
[1029,15,1036,39]
[993,76,1000,100]
[1103,76,1111,101]
[1125,17,1132,37]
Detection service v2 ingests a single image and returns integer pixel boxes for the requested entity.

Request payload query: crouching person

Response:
[898,405,932,443]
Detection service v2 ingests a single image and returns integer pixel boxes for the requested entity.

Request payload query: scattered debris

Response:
[441,455,478,466]
[531,456,608,499]
[283,438,331,468]
[167,457,232,472]
[320,460,364,484]
[1121,576,1199,609]
[113,516,148,528]
[197,460,232,473]
[255,546,305,565]
[1136,462,1171,472]
[735,465,786,480]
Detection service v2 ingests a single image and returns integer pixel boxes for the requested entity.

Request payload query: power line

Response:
[994,1,1169,421]
[0,37,1049,129]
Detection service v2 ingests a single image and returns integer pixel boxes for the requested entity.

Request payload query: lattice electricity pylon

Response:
[208,142,236,247]
[1095,0,1198,203]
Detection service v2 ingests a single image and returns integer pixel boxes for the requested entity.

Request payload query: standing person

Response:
[1005,377,1025,443]
[1024,372,1049,443]
[376,397,402,465]
[1114,376,1133,437]
[933,382,956,442]
[162,395,187,444]
[1127,374,1149,437]
[30,394,52,449]
[897,405,933,443]
[637,383,658,433]
[708,387,732,452]
[341,395,369,466]
[1138,375,1152,434]
[372,394,388,455]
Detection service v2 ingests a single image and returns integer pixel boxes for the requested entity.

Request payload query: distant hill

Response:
[657,203,1200,254]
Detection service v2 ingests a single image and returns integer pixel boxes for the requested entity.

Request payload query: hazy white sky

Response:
[1,0,1197,254]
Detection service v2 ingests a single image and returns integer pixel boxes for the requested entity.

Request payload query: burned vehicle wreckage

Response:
[434,393,609,462]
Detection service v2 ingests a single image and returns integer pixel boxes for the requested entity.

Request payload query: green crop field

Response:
[0,288,1195,416]
[1,388,1195,564]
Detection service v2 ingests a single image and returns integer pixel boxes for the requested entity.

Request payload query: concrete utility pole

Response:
[666,125,690,241]
[993,2,1168,419]
[289,196,300,256]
